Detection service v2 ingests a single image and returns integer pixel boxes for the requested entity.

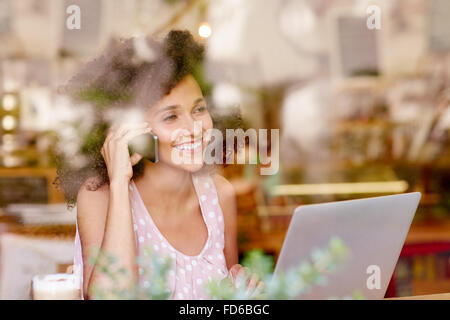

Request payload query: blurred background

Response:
[0,0,450,299]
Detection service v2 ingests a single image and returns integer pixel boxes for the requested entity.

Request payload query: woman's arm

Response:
[77,123,150,299]
[213,174,238,269]
[213,174,264,297]
[76,178,109,297]
[77,178,138,299]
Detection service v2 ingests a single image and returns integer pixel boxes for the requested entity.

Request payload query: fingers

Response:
[105,122,150,144]
[228,264,249,289]
[236,273,246,288]
[255,281,264,294]
[235,266,248,288]
[122,126,152,144]
[103,123,152,156]
[246,273,259,295]
[243,271,265,298]
[101,123,151,166]
[116,122,150,139]
[130,152,143,166]
[229,264,242,283]
[228,264,265,298]
[249,279,265,298]
[230,265,250,288]
[104,123,120,144]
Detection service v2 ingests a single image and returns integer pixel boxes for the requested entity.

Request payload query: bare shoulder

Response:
[76,176,110,220]
[211,174,237,224]
[211,174,236,203]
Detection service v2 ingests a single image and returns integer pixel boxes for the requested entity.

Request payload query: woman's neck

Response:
[137,159,194,201]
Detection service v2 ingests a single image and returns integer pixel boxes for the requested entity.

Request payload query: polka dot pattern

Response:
[126,173,227,300]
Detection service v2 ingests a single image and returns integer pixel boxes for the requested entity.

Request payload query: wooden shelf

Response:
[0,167,65,204]
[405,221,450,244]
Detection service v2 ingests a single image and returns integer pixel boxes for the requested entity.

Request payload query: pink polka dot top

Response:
[73,171,229,300]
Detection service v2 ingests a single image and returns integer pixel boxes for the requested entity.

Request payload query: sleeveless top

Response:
[73,171,229,299]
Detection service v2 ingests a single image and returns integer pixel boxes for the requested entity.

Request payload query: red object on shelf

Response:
[399,242,450,257]
[385,242,450,298]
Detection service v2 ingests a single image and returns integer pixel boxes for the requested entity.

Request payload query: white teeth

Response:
[174,141,202,151]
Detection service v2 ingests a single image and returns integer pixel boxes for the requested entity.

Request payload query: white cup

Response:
[32,273,81,300]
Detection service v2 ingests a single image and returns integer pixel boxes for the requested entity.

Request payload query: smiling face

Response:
[144,75,213,172]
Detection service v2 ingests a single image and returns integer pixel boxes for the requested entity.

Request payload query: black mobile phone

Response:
[128,132,159,163]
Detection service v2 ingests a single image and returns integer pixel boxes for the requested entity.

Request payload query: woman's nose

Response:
[181,115,201,136]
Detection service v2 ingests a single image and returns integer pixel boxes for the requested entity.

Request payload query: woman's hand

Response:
[101,122,151,183]
[228,264,265,298]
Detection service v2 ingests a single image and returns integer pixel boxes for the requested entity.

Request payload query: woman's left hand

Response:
[228,264,264,298]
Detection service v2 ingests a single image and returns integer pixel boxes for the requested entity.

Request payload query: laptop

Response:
[273,192,421,300]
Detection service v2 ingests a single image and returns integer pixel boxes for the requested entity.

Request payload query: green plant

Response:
[241,249,274,280]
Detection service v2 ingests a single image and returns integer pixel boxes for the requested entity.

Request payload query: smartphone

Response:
[128,132,159,163]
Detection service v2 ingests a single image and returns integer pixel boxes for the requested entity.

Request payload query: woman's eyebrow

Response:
[157,98,204,114]
[193,97,204,105]
[157,105,180,114]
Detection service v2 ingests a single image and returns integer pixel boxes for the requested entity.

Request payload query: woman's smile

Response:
[171,135,209,164]
[173,139,203,151]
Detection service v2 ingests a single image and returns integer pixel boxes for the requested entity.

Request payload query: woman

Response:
[59,30,264,299]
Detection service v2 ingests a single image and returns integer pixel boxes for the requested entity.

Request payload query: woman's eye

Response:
[193,105,207,113]
[163,114,177,121]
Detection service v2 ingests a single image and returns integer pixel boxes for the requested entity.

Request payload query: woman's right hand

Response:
[100,122,152,183]
[228,264,265,298]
